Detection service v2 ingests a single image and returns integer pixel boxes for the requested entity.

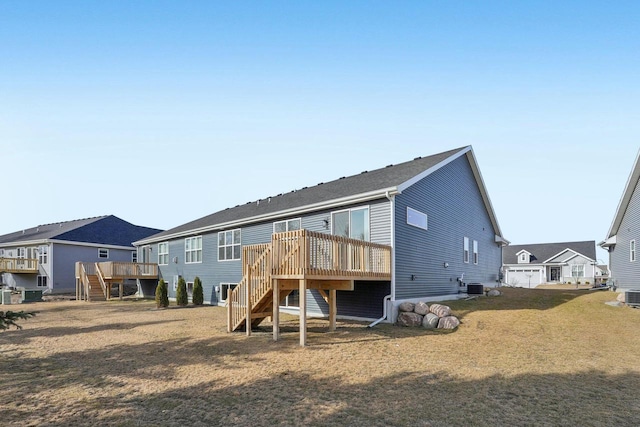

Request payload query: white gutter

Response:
[385,190,397,301]
[135,187,400,246]
[0,239,135,251]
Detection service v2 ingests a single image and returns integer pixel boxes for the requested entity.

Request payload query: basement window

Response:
[98,248,109,259]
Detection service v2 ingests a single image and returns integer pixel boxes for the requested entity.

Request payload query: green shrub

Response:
[155,279,169,308]
[192,276,204,305]
[176,277,188,306]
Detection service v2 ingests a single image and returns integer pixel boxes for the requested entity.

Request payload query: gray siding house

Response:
[600,149,640,291]
[135,146,508,321]
[0,215,162,294]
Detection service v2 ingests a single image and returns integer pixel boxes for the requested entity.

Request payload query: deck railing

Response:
[271,229,391,279]
[0,258,38,274]
[97,262,158,279]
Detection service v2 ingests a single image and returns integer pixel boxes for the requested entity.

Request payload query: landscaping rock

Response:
[429,303,451,318]
[487,289,501,297]
[399,302,416,313]
[422,313,440,329]
[397,312,424,327]
[617,293,626,303]
[437,316,460,330]
[414,302,430,315]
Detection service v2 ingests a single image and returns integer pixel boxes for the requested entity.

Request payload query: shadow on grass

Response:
[4,361,638,427]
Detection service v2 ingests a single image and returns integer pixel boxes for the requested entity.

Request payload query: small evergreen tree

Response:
[1,310,36,330]
[176,277,188,306]
[155,279,169,308]
[192,276,204,306]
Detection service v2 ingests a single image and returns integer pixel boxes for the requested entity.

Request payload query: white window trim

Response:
[331,206,370,241]
[37,275,48,288]
[185,236,203,264]
[131,251,137,263]
[273,218,302,233]
[158,242,169,265]
[220,282,237,303]
[406,207,428,231]
[187,281,194,297]
[473,240,478,265]
[571,264,585,278]
[631,240,636,262]
[218,229,241,261]
[38,245,48,264]
[98,248,109,259]
[463,237,469,263]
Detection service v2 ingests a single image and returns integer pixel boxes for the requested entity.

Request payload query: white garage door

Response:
[507,268,542,288]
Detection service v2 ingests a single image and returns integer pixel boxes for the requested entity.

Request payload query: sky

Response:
[1,1,639,263]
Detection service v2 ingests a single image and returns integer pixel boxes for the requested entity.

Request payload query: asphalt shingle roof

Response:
[503,241,596,265]
[143,146,468,242]
[0,215,162,248]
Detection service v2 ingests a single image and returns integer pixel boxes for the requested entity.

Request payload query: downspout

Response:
[368,190,396,328]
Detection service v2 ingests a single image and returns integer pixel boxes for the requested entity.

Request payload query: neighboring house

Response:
[0,215,162,294]
[135,146,508,323]
[600,149,640,291]
[503,241,598,287]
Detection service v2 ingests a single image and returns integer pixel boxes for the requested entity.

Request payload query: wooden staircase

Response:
[75,261,158,302]
[86,274,107,301]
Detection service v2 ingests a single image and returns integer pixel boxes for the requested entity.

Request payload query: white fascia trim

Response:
[607,148,640,238]
[495,235,510,246]
[134,187,400,246]
[516,249,531,256]
[0,239,49,248]
[542,249,575,264]
[561,251,596,264]
[396,146,504,239]
[49,240,135,251]
[599,235,617,248]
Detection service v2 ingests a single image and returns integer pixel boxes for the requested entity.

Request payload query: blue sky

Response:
[1,1,639,262]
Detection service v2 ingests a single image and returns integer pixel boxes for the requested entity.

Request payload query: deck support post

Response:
[119,282,123,300]
[299,279,307,347]
[329,289,337,332]
[246,271,252,337]
[273,279,280,342]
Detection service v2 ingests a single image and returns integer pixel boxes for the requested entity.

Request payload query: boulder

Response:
[617,293,626,303]
[437,316,460,330]
[414,302,430,315]
[397,312,424,327]
[487,289,501,297]
[429,303,451,318]
[422,313,440,329]
[398,302,416,313]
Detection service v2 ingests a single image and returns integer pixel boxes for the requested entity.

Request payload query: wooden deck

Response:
[228,230,392,346]
[75,261,159,301]
[0,258,38,274]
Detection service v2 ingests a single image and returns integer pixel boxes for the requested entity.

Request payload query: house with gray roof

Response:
[0,215,162,294]
[600,149,640,291]
[135,146,508,323]
[503,241,598,287]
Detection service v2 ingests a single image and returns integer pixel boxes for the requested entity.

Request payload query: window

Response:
[571,264,585,278]
[220,283,237,302]
[98,248,109,259]
[187,281,194,297]
[131,251,137,263]
[218,230,241,261]
[37,275,48,287]
[158,242,169,265]
[273,218,301,233]
[473,240,478,265]
[0,249,4,257]
[332,207,370,241]
[38,246,48,264]
[463,237,469,263]
[17,247,25,258]
[185,236,202,264]
[631,240,636,262]
[173,276,180,291]
[407,207,428,230]
[521,254,526,261]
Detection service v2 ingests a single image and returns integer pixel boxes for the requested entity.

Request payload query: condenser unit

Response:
[467,283,484,295]
[626,290,640,306]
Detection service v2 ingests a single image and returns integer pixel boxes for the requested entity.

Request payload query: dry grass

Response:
[1,288,640,427]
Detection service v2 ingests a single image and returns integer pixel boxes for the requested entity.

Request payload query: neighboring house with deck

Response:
[135,146,508,332]
[600,149,640,291]
[503,241,598,287]
[0,215,162,294]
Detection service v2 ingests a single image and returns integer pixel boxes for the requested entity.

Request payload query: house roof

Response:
[503,241,596,265]
[137,145,506,245]
[0,215,162,248]
[602,148,640,245]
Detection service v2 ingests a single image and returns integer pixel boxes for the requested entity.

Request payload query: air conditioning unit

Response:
[467,283,484,295]
[626,290,640,306]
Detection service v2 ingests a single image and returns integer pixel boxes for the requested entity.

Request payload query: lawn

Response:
[1,288,639,426]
